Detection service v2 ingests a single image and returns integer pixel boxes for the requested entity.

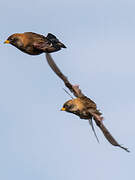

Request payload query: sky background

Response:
[0,0,135,179]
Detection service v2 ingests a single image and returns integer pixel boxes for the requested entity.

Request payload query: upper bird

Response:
[4,32,66,55]
[45,53,130,153]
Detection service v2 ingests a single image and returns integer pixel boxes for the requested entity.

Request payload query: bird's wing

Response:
[46,33,59,42]
[24,32,51,52]
[33,40,51,51]
[34,41,61,53]
[46,33,66,48]
[46,53,84,98]
[34,34,66,52]
[91,113,130,152]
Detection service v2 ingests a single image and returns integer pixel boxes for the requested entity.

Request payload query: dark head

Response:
[4,33,23,48]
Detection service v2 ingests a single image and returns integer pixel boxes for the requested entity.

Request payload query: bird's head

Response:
[4,33,23,48]
[61,99,80,114]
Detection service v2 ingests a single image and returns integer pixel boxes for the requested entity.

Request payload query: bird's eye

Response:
[63,104,74,110]
[67,104,74,109]
[63,104,67,108]
[63,104,69,109]
[10,37,18,43]
[9,38,13,42]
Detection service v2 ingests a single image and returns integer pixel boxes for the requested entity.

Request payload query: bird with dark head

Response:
[46,53,130,152]
[4,32,66,55]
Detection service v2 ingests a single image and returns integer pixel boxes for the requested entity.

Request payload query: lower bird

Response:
[4,32,66,55]
[46,53,129,152]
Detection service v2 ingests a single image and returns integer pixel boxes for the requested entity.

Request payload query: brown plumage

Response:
[4,32,66,55]
[46,53,130,152]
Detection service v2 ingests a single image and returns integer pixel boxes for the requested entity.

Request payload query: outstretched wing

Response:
[46,53,84,98]
[93,115,130,152]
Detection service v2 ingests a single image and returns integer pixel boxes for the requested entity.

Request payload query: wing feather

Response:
[46,53,84,98]
[93,115,130,152]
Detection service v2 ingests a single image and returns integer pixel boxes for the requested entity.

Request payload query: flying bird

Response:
[4,32,66,55]
[45,53,129,152]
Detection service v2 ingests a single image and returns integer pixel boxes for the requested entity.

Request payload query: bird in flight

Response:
[4,32,66,55]
[45,53,129,152]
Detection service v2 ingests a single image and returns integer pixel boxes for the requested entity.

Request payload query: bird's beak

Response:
[4,40,10,44]
[61,107,66,111]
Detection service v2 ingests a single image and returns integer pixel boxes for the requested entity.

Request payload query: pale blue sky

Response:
[0,0,135,179]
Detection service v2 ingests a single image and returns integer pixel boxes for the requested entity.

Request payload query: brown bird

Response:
[4,32,66,55]
[46,53,130,152]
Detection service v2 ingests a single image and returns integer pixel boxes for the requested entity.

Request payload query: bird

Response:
[45,53,130,152]
[4,32,66,55]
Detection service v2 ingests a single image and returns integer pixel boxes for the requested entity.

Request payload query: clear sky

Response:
[0,0,135,179]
